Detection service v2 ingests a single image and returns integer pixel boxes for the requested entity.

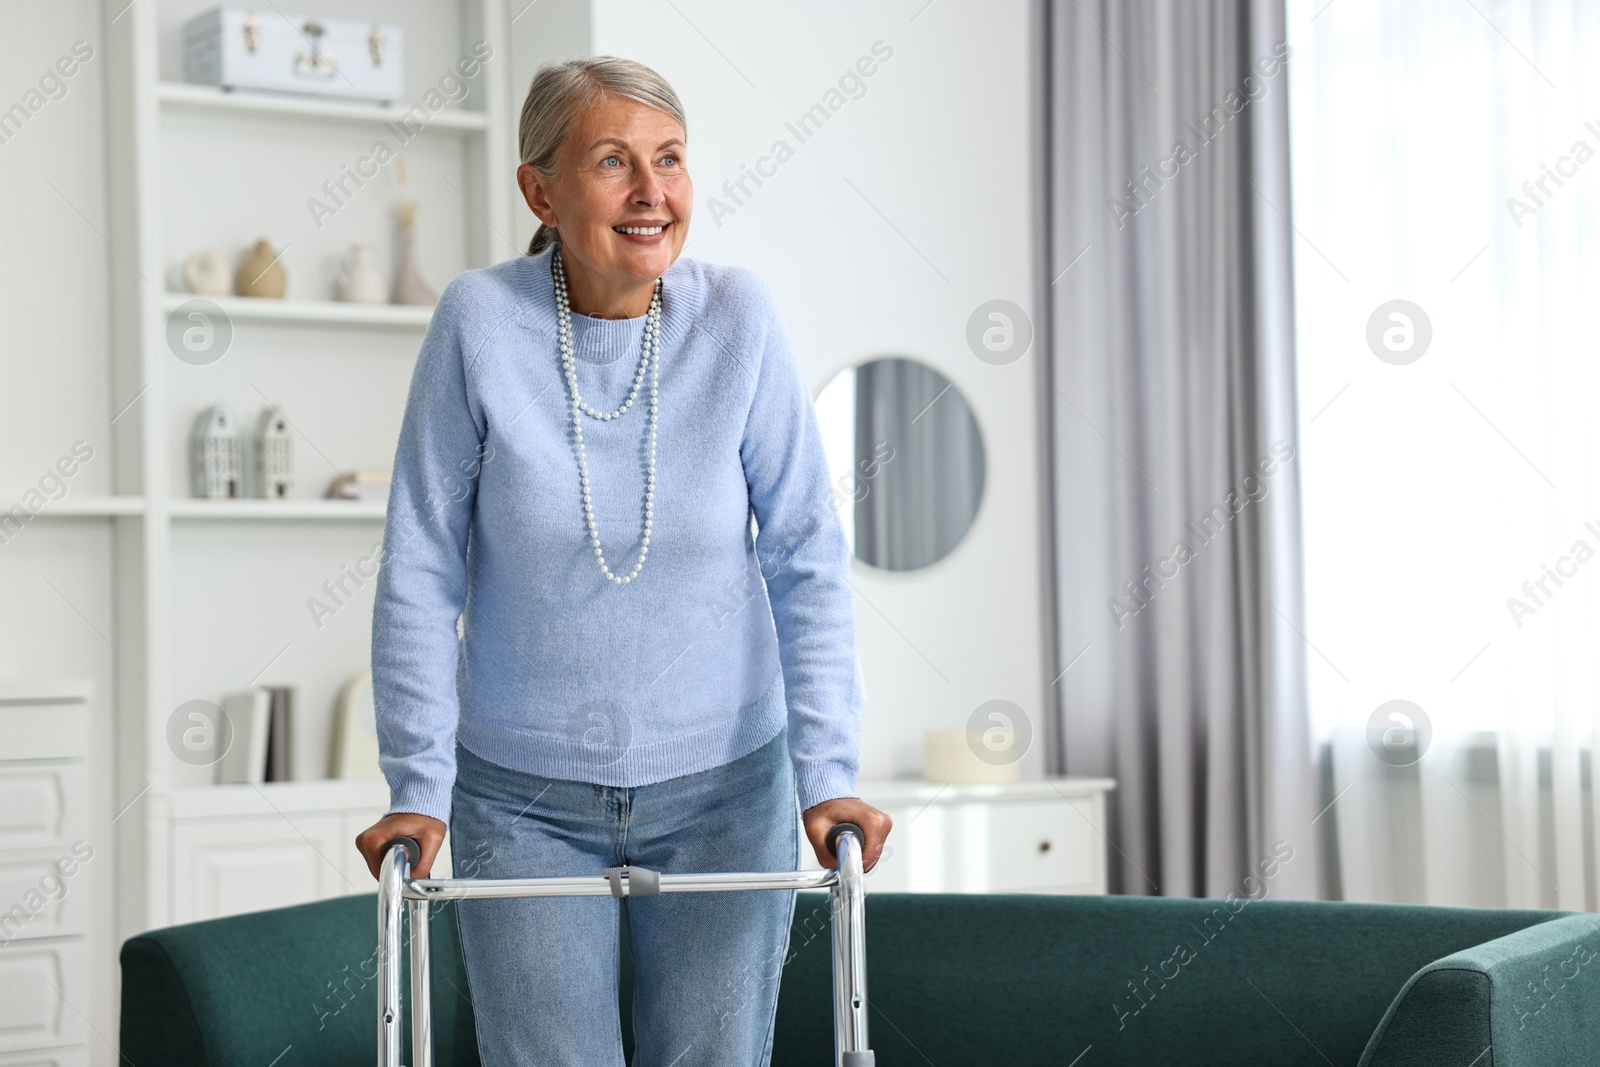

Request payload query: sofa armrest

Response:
[120,933,208,1063]
[1359,913,1600,1067]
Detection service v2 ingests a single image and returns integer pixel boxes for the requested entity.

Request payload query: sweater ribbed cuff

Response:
[794,759,859,813]
[386,777,455,828]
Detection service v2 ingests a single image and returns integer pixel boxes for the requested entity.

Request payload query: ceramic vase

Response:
[392,202,437,306]
[236,239,287,298]
[335,243,386,303]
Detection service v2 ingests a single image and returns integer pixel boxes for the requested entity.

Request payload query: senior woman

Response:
[354,55,890,1065]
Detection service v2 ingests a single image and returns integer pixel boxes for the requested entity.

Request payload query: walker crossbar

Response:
[375,825,875,1067]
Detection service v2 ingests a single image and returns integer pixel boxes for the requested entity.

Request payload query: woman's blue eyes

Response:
[601,155,679,168]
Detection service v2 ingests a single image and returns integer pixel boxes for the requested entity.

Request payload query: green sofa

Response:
[120,891,1600,1065]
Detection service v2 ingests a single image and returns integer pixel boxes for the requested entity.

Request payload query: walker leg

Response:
[377,848,406,1066]
[830,832,874,1067]
[409,898,433,1067]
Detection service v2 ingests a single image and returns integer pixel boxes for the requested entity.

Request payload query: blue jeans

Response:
[448,727,801,1066]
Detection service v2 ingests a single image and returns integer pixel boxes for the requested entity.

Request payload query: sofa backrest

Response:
[121,890,1565,1066]
[770,894,1561,1066]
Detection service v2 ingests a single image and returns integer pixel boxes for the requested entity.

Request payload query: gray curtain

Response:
[1043,0,1322,899]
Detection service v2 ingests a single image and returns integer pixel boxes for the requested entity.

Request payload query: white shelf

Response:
[170,777,388,819]
[33,496,147,517]
[168,499,387,520]
[864,777,1119,804]
[157,81,489,133]
[0,676,95,704]
[161,292,434,329]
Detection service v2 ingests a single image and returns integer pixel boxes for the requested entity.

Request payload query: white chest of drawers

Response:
[801,778,1117,894]
[0,677,94,1067]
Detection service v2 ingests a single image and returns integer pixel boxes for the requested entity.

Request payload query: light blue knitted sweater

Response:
[371,244,865,825]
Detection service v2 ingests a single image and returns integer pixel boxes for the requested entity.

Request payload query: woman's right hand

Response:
[355,812,447,880]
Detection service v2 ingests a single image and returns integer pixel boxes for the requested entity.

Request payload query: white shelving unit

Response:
[101,0,516,942]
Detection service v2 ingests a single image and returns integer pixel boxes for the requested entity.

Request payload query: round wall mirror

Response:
[814,356,985,572]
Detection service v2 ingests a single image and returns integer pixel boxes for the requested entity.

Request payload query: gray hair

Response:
[517,56,688,255]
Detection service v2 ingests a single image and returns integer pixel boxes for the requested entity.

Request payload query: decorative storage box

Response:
[184,7,404,103]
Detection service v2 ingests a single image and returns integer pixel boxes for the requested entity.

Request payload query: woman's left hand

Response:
[801,798,893,872]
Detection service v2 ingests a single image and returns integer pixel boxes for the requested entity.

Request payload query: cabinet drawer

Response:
[0,938,87,1054]
[0,765,87,852]
[0,1047,88,1066]
[172,814,346,924]
[0,847,93,941]
[796,787,1112,894]
[984,798,1101,892]
[0,701,87,761]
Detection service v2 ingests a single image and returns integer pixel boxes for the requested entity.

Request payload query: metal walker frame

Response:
[376,822,875,1066]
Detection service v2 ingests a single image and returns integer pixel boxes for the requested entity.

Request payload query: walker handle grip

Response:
[384,836,421,868]
[826,822,864,858]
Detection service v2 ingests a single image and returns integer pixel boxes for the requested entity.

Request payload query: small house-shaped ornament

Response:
[189,403,242,499]
[254,406,293,499]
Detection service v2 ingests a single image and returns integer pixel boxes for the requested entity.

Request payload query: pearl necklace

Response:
[551,244,662,586]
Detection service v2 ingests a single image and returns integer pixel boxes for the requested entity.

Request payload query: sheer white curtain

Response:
[1288,0,1600,910]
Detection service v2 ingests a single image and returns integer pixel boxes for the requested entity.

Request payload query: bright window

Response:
[1286,0,1600,738]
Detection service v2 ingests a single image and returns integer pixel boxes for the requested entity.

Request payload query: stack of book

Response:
[217,685,297,784]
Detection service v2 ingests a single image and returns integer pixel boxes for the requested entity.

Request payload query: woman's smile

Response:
[611,220,671,242]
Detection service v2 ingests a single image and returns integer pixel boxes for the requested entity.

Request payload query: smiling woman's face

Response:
[519,93,691,302]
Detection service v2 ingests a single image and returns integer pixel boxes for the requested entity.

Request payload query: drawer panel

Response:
[0,766,87,851]
[796,792,1110,894]
[985,798,1100,892]
[0,702,87,761]
[0,938,87,1054]
[0,847,94,941]
[0,1046,88,1066]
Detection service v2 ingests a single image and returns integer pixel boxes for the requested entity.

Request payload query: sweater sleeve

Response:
[739,275,867,812]
[371,278,489,827]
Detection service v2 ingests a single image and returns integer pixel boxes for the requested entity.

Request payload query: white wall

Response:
[514,0,1052,779]
[0,0,121,1055]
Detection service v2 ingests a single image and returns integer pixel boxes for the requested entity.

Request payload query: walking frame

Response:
[376,822,875,1066]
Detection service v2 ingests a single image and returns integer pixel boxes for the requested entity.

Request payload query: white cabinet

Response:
[168,779,453,925]
[171,815,347,923]
[803,778,1116,894]
[0,679,93,1067]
